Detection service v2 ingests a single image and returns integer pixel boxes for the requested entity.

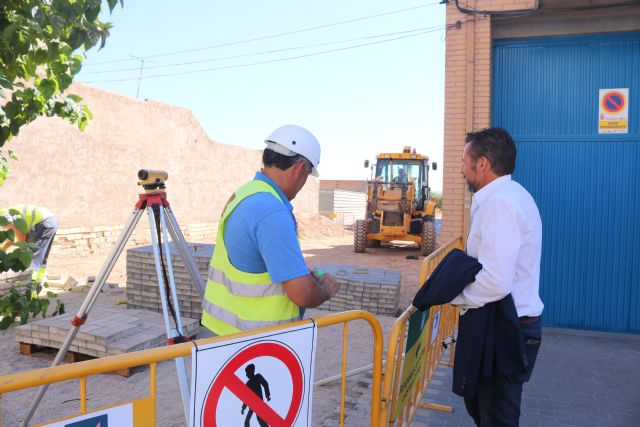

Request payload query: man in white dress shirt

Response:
[452,127,544,427]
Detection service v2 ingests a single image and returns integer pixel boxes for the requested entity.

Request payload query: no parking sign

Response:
[599,88,629,134]
[190,324,317,427]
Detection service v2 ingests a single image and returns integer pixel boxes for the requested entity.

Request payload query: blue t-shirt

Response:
[224,172,309,283]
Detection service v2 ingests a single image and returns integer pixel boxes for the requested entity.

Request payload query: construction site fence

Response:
[380,236,464,426]
[0,237,465,427]
[0,310,383,427]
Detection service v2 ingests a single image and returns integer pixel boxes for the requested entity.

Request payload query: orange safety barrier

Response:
[380,236,464,426]
[0,310,383,427]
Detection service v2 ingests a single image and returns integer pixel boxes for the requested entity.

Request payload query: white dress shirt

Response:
[451,175,544,317]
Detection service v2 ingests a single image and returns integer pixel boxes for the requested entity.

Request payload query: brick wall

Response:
[442,0,537,242]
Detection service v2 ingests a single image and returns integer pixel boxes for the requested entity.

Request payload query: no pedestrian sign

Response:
[190,323,317,427]
[599,88,629,134]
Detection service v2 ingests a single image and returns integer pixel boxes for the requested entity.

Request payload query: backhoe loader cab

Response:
[354,146,438,256]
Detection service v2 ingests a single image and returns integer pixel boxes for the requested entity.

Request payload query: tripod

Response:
[20,170,206,426]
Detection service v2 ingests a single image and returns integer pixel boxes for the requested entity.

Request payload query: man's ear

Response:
[478,156,491,171]
[292,160,306,176]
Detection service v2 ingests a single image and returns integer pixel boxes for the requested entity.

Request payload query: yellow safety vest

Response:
[0,205,52,232]
[201,180,300,336]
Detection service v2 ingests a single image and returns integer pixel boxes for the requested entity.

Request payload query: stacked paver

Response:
[314,264,400,316]
[0,270,32,296]
[15,307,200,358]
[126,243,212,319]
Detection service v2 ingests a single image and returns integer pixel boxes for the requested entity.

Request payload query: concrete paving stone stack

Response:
[0,269,33,296]
[126,243,212,319]
[15,307,201,358]
[314,264,401,316]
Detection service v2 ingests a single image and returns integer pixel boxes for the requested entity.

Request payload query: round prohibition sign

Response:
[602,91,626,113]
[202,341,304,427]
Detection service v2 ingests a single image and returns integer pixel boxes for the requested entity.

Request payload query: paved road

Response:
[411,328,640,426]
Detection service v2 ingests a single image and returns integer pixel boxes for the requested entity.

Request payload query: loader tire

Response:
[420,219,436,256]
[354,220,367,253]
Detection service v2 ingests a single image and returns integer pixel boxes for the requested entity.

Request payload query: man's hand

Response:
[282,271,341,308]
[311,270,340,299]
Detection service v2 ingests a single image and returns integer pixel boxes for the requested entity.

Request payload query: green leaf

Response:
[8,150,19,160]
[37,79,57,99]
[13,241,36,250]
[34,49,49,65]
[40,298,50,317]
[0,75,12,91]
[19,308,30,324]
[0,316,14,330]
[68,28,86,50]
[17,249,33,269]
[107,0,119,12]
[3,101,22,120]
[12,218,29,234]
[78,116,88,131]
[85,1,101,21]
[69,55,83,75]
[58,73,72,91]
[2,21,19,42]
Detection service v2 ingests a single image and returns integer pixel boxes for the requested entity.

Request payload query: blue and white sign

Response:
[39,402,133,427]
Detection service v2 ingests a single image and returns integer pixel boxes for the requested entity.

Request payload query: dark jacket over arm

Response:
[412,249,527,398]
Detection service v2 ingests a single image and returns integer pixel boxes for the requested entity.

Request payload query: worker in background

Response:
[201,124,340,336]
[0,205,59,281]
[394,167,408,183]
[454,128,543,426]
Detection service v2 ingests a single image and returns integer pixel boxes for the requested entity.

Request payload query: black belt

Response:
[519,316,540,324]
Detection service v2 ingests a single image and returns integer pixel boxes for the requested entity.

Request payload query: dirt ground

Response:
[0,218,438,426]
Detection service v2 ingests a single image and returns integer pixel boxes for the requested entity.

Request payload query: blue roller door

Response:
[492,32,640,333]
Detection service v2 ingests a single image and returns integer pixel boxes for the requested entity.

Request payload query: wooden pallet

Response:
[18,342,134,377]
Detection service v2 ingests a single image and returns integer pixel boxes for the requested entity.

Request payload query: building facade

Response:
[442,0,640,332]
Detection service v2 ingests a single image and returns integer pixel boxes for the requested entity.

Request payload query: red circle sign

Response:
[602,91,626,113]
[202,341,304,427]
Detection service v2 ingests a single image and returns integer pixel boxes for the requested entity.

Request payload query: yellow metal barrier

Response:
[380,236,464,426]
[0,310,383,427]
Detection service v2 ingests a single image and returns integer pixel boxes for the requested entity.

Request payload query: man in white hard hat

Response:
[201,125,340,336]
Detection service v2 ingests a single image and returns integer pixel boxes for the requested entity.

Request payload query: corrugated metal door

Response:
[492,32,640,332]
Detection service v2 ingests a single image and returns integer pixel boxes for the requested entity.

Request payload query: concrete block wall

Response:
[52,221,218,257]
[126,243,212,320]
[314,264,401,316]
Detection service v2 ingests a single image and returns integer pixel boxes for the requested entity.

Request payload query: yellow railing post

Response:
[381,236,464,426]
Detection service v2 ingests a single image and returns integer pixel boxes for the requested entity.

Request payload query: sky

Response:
[76,1,447,191]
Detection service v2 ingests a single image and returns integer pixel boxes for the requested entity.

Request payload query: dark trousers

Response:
[464,318,542,427]
[27,216,58,269]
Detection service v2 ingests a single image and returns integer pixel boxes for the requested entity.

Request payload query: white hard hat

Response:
[264,124,320,177]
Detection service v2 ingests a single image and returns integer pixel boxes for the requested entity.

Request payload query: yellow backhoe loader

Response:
[354,147,437,256]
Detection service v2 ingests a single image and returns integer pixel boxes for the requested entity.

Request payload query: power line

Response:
[81,24,451,84]
[83,2,441,66]
[82,25,442,75]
